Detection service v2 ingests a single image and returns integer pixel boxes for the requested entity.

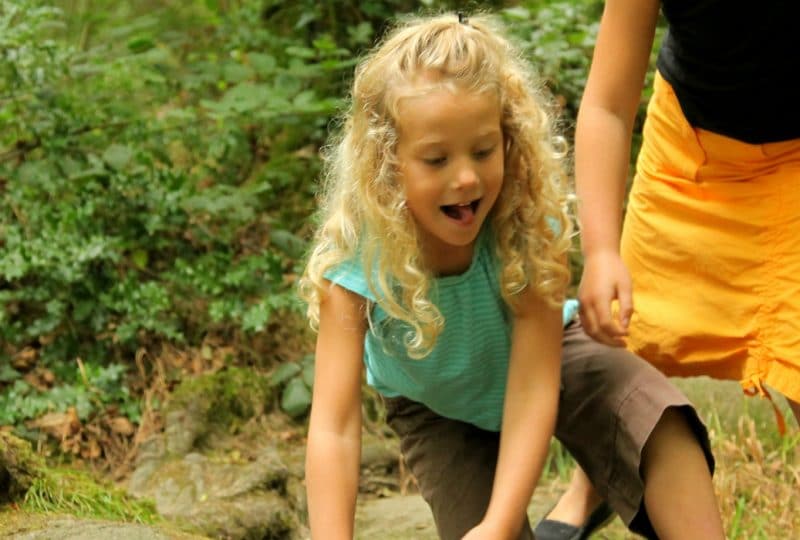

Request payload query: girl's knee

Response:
[643,405,714,480]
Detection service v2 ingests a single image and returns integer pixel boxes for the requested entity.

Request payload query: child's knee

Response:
[643,407,691,460]
[642,406,709,475]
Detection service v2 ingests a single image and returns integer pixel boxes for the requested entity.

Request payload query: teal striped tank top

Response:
[326,228,578,431]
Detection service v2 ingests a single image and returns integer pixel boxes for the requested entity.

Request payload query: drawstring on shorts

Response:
[742,377,787,436]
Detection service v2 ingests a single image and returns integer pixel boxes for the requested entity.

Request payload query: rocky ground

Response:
[1,375,785,539]
[355,488,634,539]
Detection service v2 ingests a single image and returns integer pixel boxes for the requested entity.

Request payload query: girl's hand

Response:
[578,250,633,347]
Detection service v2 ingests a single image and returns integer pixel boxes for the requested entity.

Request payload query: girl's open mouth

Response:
[441,199,480,224]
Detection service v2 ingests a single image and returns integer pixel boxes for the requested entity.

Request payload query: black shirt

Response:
[656,0,800,143]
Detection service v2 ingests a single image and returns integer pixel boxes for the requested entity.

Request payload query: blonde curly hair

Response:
[299,12,572,358]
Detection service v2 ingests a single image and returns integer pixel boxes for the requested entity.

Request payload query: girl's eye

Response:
[423,157,447,166]
[474,146,496,159]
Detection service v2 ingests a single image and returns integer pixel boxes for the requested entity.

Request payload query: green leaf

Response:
[218,82,271,113]
[270,362,301,387]
[293,89,316,107]
[312,36,337,52]
[102,144,134,171]
[248,53,276,75]
[72,300,94,322]
[301,354,314,367]
[127,35,155,53]
[295,11,317,30]
[281,377,311,418]
[131,249,148,269]
[0,364,21,383]
[242,300,271,332]
[347,22,373,45]
[301,362,314,389]
[503,6,531,20]
[222,62,252,83]
[270,229,306,259]
[285,46,316,59]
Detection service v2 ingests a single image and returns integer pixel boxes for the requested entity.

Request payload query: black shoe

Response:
[533,502,615,540]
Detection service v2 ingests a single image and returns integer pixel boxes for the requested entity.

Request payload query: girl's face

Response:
[395,85,504,274]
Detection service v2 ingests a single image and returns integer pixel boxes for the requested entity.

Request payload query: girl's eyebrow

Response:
[410,139,446,150]
[411,129,502,149]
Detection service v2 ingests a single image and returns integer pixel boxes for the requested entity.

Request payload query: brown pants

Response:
[384,320,713,540]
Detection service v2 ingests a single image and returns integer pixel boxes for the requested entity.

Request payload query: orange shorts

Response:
[622,72,800,404]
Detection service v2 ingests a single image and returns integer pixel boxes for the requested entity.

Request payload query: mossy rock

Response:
[168,367,273,427]
[160,368,274,455]
[1,432,159,524]
[0,432,45,503]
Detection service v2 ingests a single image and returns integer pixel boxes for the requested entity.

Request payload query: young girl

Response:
[545,0,800,538]
[300,13,724,540]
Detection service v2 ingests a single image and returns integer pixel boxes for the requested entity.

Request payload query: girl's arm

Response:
[305,281,367,539]
[464,286,563,539]
[575,0,660,346]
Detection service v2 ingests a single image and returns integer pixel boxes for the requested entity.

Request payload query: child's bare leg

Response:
[543,465,601,525]
[641,408,725,539]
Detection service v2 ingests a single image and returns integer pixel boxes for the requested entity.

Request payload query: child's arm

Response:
[575,0,660,346]
[305,281,367,539]
[464,286,563,539]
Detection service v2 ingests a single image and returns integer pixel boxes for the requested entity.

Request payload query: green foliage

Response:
[0,361,139,427]
[1,1,323,362]
[502,1,603,128]
[0,0,345,416]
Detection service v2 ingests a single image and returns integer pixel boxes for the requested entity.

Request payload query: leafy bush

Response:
[0,361,138,427]
[1,0,350,433]
[502,1,603,130]
[0,1,342,369]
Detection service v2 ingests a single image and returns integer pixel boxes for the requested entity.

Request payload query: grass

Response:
[678,379,800,538]
[20,467,160,524]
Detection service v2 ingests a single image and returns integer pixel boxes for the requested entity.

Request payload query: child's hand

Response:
[578,250,633,347]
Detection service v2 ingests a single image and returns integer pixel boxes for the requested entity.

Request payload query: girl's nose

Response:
[454,163,479,189]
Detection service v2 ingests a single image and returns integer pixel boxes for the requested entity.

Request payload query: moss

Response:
[168,367,272,428]
[1,431,46,503]
[1,432,158,524]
